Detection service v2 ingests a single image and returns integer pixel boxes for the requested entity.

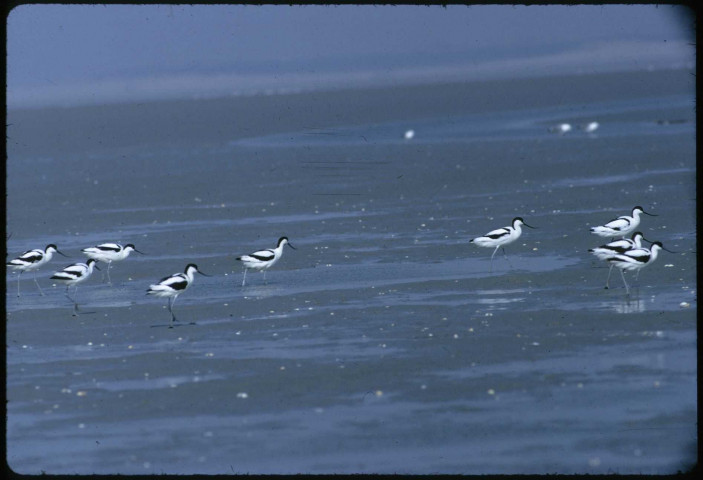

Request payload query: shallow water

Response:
[5,71,697,474]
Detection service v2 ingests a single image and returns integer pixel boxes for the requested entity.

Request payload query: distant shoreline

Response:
[7,67,695,159]
[8,65,693,113]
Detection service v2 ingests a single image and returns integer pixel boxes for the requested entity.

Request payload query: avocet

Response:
[236,236,296,286]
[606,241,672,294]
[589,232,649,289]
[470,217,535,272]
[50,259,100,315]
[82,243,144,284]
[147,264,210,327]
[7,244,68,297]
[590,206,656,239]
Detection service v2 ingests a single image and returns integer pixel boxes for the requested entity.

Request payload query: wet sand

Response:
[5,68,697,474]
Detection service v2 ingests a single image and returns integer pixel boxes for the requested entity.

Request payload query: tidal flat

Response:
[6,68,696,474]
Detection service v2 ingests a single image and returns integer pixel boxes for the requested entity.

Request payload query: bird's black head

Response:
[634,206,657,217]
[48,244,69,256]
[126,244,145,254]
[278,236,296,249]
[186,263,211,276]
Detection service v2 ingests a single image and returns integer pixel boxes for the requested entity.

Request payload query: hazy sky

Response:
[6,4,695,108]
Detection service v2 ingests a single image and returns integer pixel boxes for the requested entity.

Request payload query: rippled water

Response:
[6,77,697,474]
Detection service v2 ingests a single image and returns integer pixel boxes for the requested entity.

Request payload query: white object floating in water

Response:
[549,123,572,134]
[581,121,600,133]
[404,129,415,140]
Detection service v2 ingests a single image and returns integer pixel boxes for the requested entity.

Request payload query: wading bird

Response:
[82,243,144,284]
[470,217,535,272]
[147,264,210,327]
[7,244,68,297]
[236,236,296,286]
[50,259,100,315]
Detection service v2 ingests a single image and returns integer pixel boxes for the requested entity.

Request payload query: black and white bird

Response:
[605,241,672,294]
[236,236,296,286]
[147,264,210,327]
[50,259,100,315]
[82,243,144,284]
[589,232,649,289]
[7,244,68,297]
[470,217,535,272]
[590,206,656,239]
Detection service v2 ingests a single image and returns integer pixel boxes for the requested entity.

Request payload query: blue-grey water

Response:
[5,70,697,474]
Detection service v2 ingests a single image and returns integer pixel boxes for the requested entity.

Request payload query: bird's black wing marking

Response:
[97,244,122,252]
[250,251,275,262]
[486,229,509,240]
[168,279,189,291]
[20,251,43,263]
[625,251,651,263]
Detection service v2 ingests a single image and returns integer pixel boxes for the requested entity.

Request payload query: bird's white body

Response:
[82,243,142,284]
[607,243,663,272]
[82,243,137,263]
[7,245,60,272]
[51,259,99,287]
[590,206,654,238]
[470,217,534,272]
[236,237,295,286]
[7,244,66,296]
[589,232,646,261]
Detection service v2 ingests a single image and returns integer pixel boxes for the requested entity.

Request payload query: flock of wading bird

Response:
[7,206,673,326]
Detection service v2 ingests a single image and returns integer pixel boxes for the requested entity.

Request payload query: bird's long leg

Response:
[604,265,614,289]
[168,296,179,327]
[65,285,80,315]
[106,261,112,285]
[489,246,499,273]
[241,268,248,287]
[619,269,630,295]
[65,285,75,303]
[33,271,45,296]
[16,271,22,297]
[263,269,267,285]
